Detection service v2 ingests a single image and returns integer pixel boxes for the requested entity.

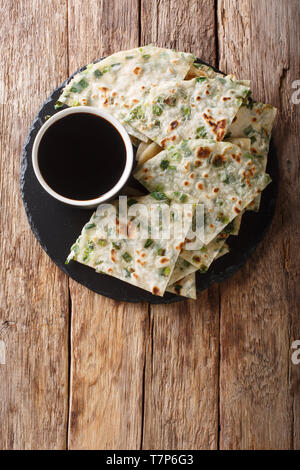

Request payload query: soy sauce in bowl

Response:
[38,113,126,201]
[32,107,133,208]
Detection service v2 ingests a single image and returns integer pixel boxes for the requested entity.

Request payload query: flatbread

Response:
[186,64,276,211]
[136,141,162,167]
[126,76,250,147]
[56,45,195,142]
[226,102,277,210]
[135,138,271,244]
[180,217,238,268]
[167,272,196,299]
[167,240,230,299]
[66,192,196,297]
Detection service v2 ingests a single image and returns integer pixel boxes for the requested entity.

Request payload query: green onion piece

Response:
[144,239,154,248]
[160,266,171,277]
[150,191,168,201]
[196,126,207,138]
[152,105,163,116]
[199,265,208,273]
[122,252,132,263]
[112,241,121,250]
[196,77,208,83]
[124,268,131,278]
[85,223,96,230]
[54,101,63,109]
[180,194,188,203]
[157,248,166,256]
[243,125,254,136]
[94,69,102,78]
[160,160,169,170]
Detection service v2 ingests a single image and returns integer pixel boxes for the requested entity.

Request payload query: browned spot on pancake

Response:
[123,104,129,108]
[170,120,179,130]
[189,173,195,179]
[160,257,169,264]
[110,249,116,263]
[210,224,214,228]
[203,113,227,140]
[103,98,108,106]
[196,146,211,159]
[141,252,146,258]
[238,200,242,205]
[223,96,231,101]
[112,92,117,97]
[184,181,190,186]
[132,99,139,103]
[184,162,190,170]
[193,256,201,263]
[196,96,201,101]
[213,187,219,193]
[232,197,236,201]
[133,66,141,75]
[212,154,227,166]
[234,207,241,214]
[198,183,204,190]
[171,135,176,141]
[176,242,185,251]
[137,259,146,266]
[133,273,138,279]
[99,87,109,92]
[164,96,175,105]
[161,137,171,148]
[143,168,149,173]
[232,116,237,123]
[204,173,208,178]
[152,286,160,295]
[107,268,113,274]
[251,147,257,153]
[252,117,257,122]
[195,160,202,167]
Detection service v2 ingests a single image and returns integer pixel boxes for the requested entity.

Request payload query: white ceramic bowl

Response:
[32,106,134,208]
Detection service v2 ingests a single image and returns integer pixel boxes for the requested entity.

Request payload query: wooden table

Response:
[0,0,299,450]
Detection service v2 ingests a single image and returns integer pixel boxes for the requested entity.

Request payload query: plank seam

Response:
[66,284,72,449]
[217,283,221,450]
[214,0,219,67]
[66,0,71,450]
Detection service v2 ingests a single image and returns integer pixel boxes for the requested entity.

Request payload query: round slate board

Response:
[20,58,278,303]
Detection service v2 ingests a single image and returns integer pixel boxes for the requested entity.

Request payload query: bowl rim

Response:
[31,106,134,208]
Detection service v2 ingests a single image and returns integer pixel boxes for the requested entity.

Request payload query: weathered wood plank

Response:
[218,0,300,449]
[143,293,220,450]
[0,0,69,449]
[140,0,220,450]
[141,0,217,66]
[67,0,148,450]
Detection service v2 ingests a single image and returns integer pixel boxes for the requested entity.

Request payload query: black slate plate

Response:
[20,58,278,303]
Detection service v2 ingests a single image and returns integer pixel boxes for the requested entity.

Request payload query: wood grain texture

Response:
[142,293,220,450]
[218,0,300,449]
[0,0,69,449]
[67,0,148,450]
[140,0,220,450]
[141,0,217,66]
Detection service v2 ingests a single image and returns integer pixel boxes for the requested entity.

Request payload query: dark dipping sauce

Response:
[38,113,127,200]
